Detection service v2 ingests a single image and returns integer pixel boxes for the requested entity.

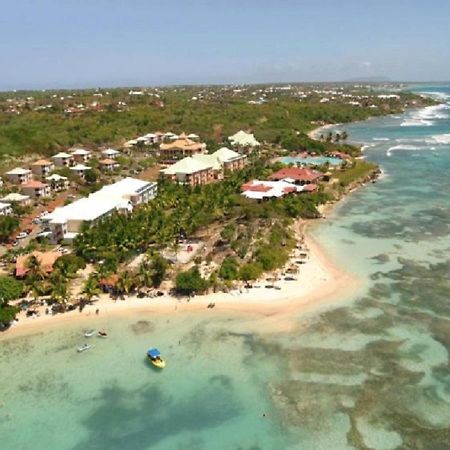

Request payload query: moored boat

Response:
[84,329,95,337]
[77,344,93,353]
[147,348,166,368]
[98,331,108,338]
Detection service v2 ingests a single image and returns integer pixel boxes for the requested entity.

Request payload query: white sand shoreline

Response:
[1,222,361,340]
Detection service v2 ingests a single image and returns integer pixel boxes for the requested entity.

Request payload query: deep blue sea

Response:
[1,86,449,449]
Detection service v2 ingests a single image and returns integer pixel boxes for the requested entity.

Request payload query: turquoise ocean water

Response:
[1,86,450,449]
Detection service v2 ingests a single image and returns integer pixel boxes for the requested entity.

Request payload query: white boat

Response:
[84,329,95,337]
[77,344,93,353]
[98,331,108,338]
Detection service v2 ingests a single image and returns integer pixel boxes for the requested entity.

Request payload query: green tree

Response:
[175,267,209,296]
[84,168,99,184]
[218,257,239,280]
[116,270,135,296]
[238,263,262,282]
[0,216,19,243]
[0,276,24,303]
[81,275,101,302]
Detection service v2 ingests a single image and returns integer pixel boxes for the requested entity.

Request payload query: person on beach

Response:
[95,309,99,315]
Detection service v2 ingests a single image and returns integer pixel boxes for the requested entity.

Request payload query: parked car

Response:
[16,232,28,239]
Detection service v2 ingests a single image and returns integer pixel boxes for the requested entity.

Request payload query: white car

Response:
[16,232,28,239]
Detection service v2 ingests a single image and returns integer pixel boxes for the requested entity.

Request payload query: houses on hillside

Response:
[0,202,12,216]
[5,168,32,184]
[21,180,51,199]
[42,177,157,243]
[71,148,91,163]
[31,160,54,177]
[52,152,73,167]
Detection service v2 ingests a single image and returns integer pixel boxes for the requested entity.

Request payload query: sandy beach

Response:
[1,221,360,339]
[307,123,339,140]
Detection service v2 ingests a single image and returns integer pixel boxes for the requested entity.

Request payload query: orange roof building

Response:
[15,251,61,278]
[159,138,206,161]
[269,167,324,184]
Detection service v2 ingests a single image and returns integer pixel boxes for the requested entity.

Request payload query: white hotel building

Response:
[42,177,157,243]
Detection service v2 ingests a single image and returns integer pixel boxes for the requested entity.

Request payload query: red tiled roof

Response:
[22,180,49,188]
[32,159,53,166]
[269,167,323,182]
[241,183,271,192]
[16,251,61,278]
[303,183,318,192]
[100,274,119,287]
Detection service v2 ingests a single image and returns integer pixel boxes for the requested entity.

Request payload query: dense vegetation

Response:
[0,85,433,165]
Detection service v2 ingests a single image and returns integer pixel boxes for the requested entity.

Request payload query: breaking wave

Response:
[387,144,428,156]
[429,134,450,145]
[400,119,434,127]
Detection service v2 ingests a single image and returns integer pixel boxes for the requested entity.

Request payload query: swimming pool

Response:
[281,156,343,166]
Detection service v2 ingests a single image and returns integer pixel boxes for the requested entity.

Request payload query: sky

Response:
[1,0,450,90]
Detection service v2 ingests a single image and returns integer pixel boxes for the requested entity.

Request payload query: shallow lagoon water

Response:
[1,86,450,449]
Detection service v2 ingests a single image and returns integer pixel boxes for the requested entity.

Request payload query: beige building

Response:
[160,157,215,186]
[5,167,32,184]
[161,147,247,186]
[71,148,91,163]
[52,152,73,167]
[99,159,119,171]
[21,180,51,199]
[31,159,54,177]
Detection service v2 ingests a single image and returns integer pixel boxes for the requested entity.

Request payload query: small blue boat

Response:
[147,348,165,368]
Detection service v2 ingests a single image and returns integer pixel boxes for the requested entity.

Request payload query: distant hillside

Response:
[344,76,392,83]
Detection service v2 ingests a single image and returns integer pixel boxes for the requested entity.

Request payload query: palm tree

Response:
[117,271,134,296]
[137,259,153,288]
[81,276,101,302]
[26,255,46,281]
[49,271,69,308]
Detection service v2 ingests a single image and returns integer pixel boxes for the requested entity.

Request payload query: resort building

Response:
[0,202,12,216]
[162,132,178,142]
[99,158,119,171]
[5,167,32,184]
[21,180,51,199]
[212,147,247,171]
[159,137,206,161]
[0,193,31,206]
[31,159,54,177]
[161,147,247,185]
[269,167,324,185]
[241,180,303,200]
[46,174,69,191]
[52,152,73,168]
[71,148,91,163]
[160,157,215,186]
[70,163,90,178]
[143,133,159,145]
[101,148,121,159]
[42,177,157,243]
[15,251,61,278]
[228,130,261,152]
